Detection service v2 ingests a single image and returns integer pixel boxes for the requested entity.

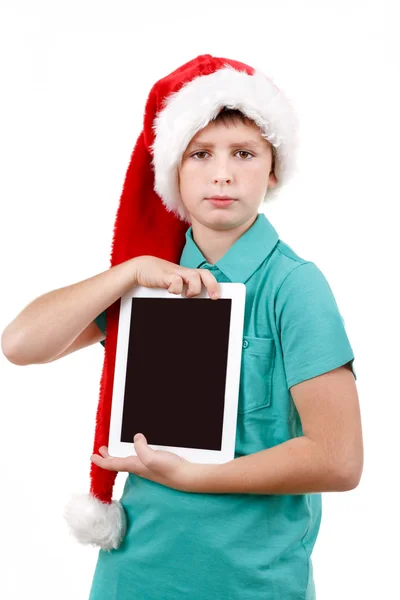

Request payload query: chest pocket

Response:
[238,335,276,414]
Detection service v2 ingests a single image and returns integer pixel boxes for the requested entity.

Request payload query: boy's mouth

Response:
[206,196,237,207]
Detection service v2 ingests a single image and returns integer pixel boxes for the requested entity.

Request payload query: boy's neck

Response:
[190,213,259,265]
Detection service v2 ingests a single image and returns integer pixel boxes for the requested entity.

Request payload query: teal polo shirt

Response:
[90,212,356,600]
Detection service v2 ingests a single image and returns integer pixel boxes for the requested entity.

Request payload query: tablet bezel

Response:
[108,283,246,464]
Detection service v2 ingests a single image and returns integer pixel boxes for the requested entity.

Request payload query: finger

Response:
[185,273,202,297]
[171,268,201,297]
[90,454,119,471]
[91,452,149,474]
[167,273,184,295]
[99,446,111,458]
[197,269,220,299]
[92,446,133,471]
[176,268,220,299]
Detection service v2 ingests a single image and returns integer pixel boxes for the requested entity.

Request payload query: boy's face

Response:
[178,118,277,230]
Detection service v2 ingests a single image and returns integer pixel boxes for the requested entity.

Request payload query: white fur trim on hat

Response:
[64,493,127,552]
[151,64,299,222]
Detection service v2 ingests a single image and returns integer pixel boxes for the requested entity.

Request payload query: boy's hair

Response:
[211,107,276,175]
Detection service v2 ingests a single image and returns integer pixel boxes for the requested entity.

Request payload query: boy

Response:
[2,55,363,599]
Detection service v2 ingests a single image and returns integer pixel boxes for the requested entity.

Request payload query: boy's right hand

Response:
[132,255,220,299]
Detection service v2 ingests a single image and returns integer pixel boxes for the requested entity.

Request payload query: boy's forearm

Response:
[1,257,139,364]
[187,435,357,495]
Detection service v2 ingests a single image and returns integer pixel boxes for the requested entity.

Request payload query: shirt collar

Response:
[179,212,279,283]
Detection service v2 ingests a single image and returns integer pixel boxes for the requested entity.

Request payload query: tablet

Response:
[108,282,246,464]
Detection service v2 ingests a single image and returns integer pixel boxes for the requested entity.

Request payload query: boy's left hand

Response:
[90,433,196,492]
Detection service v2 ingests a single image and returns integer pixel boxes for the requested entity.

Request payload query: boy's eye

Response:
[237,151,253,159]
[191,150,254,160]
[192,151,208,159]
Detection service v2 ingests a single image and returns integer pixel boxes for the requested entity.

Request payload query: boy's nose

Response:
[213,175,232,184]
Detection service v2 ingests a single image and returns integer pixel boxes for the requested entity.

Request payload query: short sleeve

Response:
[94,309,107,347]
[275,261,356,389]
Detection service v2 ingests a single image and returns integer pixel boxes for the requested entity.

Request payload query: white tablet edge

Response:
[108,283,246,464]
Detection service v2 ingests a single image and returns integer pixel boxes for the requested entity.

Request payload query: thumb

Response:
[134,434,156,467]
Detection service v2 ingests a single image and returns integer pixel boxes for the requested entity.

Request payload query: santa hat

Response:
[63,54,299,551]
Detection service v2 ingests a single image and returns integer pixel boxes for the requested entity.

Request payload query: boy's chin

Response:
[205,214,251,231]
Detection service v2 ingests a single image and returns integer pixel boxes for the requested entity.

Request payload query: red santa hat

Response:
[63,53,299,551]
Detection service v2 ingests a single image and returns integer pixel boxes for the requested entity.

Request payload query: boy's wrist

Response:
[126,256,141,287]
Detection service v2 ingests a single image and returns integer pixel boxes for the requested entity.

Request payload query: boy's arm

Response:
[1,258,139,365]
[39,320,106,363]
[187,363,363,494]
[2,256,220,366]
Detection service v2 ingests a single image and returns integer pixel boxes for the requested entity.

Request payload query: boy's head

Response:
[150,56,299,225]
[178,107,277,230]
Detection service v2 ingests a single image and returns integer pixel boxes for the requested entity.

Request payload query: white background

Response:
[1,1,398,598]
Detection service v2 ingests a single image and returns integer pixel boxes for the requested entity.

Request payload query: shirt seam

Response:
[276,242,309,263]
[286,353,355,388]
[274,259,314,300]
[300,524,311,600]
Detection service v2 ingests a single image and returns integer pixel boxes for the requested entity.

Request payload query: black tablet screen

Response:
[120,297,232,451]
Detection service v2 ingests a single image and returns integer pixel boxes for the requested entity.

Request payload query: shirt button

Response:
[242,339,249,349]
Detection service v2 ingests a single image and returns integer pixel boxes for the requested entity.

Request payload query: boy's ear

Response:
[269,171,278,187]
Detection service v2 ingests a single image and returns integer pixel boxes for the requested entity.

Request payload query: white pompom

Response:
[64,493,127,551]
